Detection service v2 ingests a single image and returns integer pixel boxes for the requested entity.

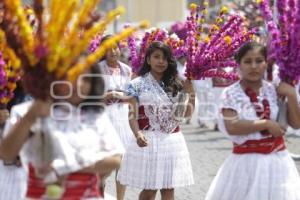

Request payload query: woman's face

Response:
[53,71,92,105]
[105,45,120,63]
[147,49,168,75]
[239,48,267,82]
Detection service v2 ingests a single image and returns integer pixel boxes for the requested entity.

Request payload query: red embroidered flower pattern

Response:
[245,87,271,136]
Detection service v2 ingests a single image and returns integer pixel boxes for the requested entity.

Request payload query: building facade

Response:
[116,0,187,28]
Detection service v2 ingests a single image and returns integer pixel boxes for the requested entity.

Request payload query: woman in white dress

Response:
[0,108,28,200]
[205,42,300,200]
[98,35,133,147]
[0,83,32,200]
[97,35,134,200]
[0,65,124,199]
[117,41,194,200]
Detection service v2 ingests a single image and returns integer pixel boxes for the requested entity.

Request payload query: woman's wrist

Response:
[286,90,297,99]
[24,111,39,124]
[188,92,196,98]
[263,119,270,130]
[181,89,194,95]
[183,88,195,94]
[134,130,143,138]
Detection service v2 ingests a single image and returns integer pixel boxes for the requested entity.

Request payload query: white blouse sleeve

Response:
[219,87,239,112]
[218,87,238,138]
[49,111,125,176]
[2,101,39,164]
[218,82,276,144]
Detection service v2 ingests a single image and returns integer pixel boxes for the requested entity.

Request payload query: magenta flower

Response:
[258,0,300,82]
[88,34,102,53]
[126,28,186,73]
[0,53,7,87]
[185,4,254,80]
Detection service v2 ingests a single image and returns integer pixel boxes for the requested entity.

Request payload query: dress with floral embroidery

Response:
[117,73,194,189]
[205,81,300,200]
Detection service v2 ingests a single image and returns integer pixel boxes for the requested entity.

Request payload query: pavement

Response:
[105,118,300,200]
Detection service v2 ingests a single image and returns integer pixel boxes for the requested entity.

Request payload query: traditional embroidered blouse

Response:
[98,60,131,92]
[218,81,279,145]
[127,73,181,133]
[4,101,125,198]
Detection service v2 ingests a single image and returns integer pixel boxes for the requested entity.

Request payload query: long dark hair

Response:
[139,41,183,96]
[234,42,267,63]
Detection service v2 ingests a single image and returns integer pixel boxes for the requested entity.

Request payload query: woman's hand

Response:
[266,120,285,137]
[104,91,125,102]
[35,163,54,178]
[136,131,148,147]
[0,109,9,124]
[36,162,66,181]
[27,99,52,120]
[276,82,296,98]
[131,72,138,79]
[182,79,195,94]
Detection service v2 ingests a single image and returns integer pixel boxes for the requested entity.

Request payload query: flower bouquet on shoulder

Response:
[257,0,300,128]
[0,0,149,189]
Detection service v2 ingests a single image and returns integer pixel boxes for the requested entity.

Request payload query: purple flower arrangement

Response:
[170,22,188,41]
[257,0,300,82]
[127,28,187,73]
[0,53,7,87]
[88,33,103,53]
[185,3,255,80]
[0,52,19,108]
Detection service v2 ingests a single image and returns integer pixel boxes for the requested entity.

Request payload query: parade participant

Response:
[0,65,125,199]
[0,49,28,199]
[0,108,27,200]
[205,42,300,200]
[117,41,194,200]
[97,34,134,200]
[0,82,32,200]
[0,0,149,198]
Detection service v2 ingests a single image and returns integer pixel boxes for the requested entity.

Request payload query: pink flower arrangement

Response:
[88,34,103,53]
[0,52,20,108]
[0,53,6,87]
[185,3,255,80]
[170,22,188,41]
[257,0,300,82]
[127,28,186,73]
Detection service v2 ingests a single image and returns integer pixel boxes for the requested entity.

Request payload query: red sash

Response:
[27,164,102,199]
[138,106,180,133]
[233,136,286,154]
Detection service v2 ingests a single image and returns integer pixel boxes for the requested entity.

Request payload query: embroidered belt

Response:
[27,164,102,199]
[233,136,286,154]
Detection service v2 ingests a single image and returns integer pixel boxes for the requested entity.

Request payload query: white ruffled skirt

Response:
[0,160,28,200]
[105,103,134,147]
[117,131,194,189]
[205,150,300,200]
